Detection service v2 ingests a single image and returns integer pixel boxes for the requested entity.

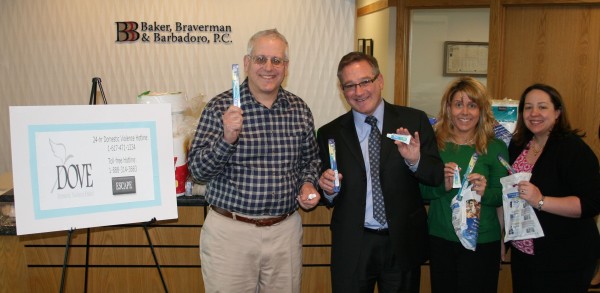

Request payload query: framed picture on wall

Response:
[443,41,488,76]
[358,39,374,56]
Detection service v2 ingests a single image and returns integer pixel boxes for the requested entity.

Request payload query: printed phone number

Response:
[108,165,138,174]
[107,143,136,152]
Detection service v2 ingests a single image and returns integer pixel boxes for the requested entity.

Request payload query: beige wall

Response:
[357,4,397,104]
[0,0,356,174]
[408,8,489,117]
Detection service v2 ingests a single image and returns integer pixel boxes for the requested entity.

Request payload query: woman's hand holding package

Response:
[468,173,487,196]
[444,162,459,191]
[517,181,543,207]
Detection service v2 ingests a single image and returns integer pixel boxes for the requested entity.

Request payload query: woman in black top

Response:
[508,83,600,293]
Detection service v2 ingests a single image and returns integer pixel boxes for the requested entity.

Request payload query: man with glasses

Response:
[188,29,320,293]
[317,52,443,292]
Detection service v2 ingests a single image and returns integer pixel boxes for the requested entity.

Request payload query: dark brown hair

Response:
[336,52,380,83]
[512,83,583,147]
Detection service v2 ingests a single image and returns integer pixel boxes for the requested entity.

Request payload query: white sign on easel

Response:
[10,104,178,235]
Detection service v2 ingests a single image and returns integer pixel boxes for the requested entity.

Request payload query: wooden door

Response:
[495,4,600,157]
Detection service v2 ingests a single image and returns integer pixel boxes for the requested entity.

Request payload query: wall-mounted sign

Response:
[115,21,233,44]
[443,41,488,76]
[9,104,178,235]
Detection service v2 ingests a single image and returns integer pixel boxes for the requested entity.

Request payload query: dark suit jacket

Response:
[317,101,443,291]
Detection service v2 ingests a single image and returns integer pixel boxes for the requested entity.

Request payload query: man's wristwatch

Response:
[537,195,546,211]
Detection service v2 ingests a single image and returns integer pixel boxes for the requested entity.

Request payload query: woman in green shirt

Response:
[421,77,508,293]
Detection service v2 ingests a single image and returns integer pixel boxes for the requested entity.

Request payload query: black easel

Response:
[143,217,169,293]
[88,77,107,105]
[74,77,104,293]
[58,78,169,292]
[84,228,91,293]
[59,228,76,293]
[59,78,110,293]
[58,220,168,293]
[88,79,166,290]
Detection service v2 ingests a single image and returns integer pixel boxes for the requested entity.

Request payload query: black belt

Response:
[364,227,389,235]
[210,205,294,227]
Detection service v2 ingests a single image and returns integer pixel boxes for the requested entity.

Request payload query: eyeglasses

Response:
[342,73,379,93]
[248,55,288,67]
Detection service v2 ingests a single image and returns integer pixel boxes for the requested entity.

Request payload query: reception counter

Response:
[0,176,333,293]
[0,172,513,293]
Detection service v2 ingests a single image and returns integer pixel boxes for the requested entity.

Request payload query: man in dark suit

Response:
[317,52,443,293]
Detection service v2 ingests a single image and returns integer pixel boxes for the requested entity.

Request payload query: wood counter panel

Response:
[0,236,29,293]
[5,202,513,292]
[17,205,335,292]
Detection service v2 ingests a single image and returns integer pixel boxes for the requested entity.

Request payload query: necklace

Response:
[530,140,545,156]
[453,136,474,145]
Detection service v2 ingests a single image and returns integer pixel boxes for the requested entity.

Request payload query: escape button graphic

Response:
[112,176,137,195]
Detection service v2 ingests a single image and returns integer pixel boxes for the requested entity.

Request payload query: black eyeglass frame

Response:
[341,73,380,92]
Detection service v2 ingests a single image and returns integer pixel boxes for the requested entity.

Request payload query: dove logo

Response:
[49,139,94,191]
[56,164,94,190]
